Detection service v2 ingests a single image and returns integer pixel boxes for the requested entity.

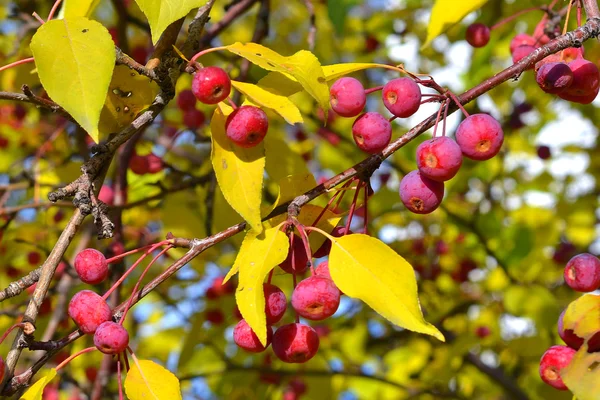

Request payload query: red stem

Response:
[447,92,470,118]
[55,347,96,371]
[119,245,173,324]
[117,359,124,400]
[47,0,63,21]
[344,180,363,235]
[431,102,445,138]
[0,324,25,345]
[490,7,545,31]
[291,221,314,275]
[105,241,169,264]
[363,183,369,235]
[0,57,35,73]
[364,85,383,95]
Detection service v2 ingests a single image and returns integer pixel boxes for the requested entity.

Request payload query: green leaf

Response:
[134,0,204,44]
[59,0,101,18]
[423,0,489,48]
[20,369,57,400]
[562,344,600,400]
[231,80,303,125]
[225,43,329,113]
[211,105,265,233]
[234,225,289,345]
[30,17,115,142]
[125,359,182,400]
[326,0,359,35]
[329,234,444,341]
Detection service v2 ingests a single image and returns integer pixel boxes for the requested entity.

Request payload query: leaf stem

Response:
[0,324,26,345]
[47,0,63,21]
[0,57,35,73]
[55,347,96,371]
[188,46,228,65]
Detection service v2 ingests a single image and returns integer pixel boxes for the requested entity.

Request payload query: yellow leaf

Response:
[562,344,600,400]
[30,17,115,142]
[210,107,264,233]
[124,359,182,400]
[134,0,204,44]
[234,226,289,345]
[59,0,101,18]
[257,72,303,97]
[564,294,600,340]
[225,43,329,113]
[264,132,312,183]
[99,65,159,135]
[423,0,489,48]
[20,369,57,400]
[329,234,444,341]
[322,63,401,82]
[231,80,303,125]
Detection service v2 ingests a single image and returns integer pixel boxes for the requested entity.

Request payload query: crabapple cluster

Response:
[232,228,348,367]
[129,151,164,175]
[539,253,600,391]
[328,76,421,154]
[205,275,236,325]
[179,65,271,148]
[400,113,503,214]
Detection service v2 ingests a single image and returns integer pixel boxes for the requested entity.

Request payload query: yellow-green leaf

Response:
[329,234,444,341]
[322,63,401,82]
[134,0,204,44]
[124,359,182,400]
[423,0,489,48]
[225,43,329,112]
[563,294,600,340]
[234,225,289,345]
[231,80,303,125]
[562,344,600,400]
[99,65,159,135]
[30,17,115,142]
[20,369,57,400]
[264,132,311,183]
[211,106,264,233]
[59,0,101,18]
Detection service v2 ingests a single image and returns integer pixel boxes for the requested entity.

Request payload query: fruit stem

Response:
[105,241,169,264]
[31,12,45,25]
[442,100,450,137]
[102,242,167,300]
[47,0,63,21]
[344,180,363,235]
[364,85,383,95]
[431,101,445,138]
[0,323,26,345]
[363,183,369,235]
[388,115,397,123]
[117,359,124,400]
[447,92,470,118]
[188,46,228,65]
[490,7,545,31]
[309,183,348,230]
[291,221,314,275]
[267,269,274,284]
[563,0,574,35]
[119,245,173,325]
[227,97,238,110]
[55,347,96,371]
[0,57,35,73]
[577,0,583,27]
[304,225,336,242]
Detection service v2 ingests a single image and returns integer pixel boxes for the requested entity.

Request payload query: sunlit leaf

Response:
[322,63,400,81]
[562,344,600,400]
[423,0,489,48]
[30,17,115,142]
[99,65,159,134]
[234,225,289,345]
[20,369,57,400]
[264,133,312,183]
[231,80,303,124]
[124,359,182,400]
[563,294,600,340]
[59,0,101,18]
[211,105,264,233]
[134,0,204,44]
[225,43,329,113]
[329,234,444,341]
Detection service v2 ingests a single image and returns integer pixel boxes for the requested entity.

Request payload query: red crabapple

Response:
[329,77,366,117]
[288,378,307,396]
[177,89,197,111]
[563,253,600,292]
[465,23,490,48]
[74,248,108,284]
[315,261,331,280]
[145,153,164,174]
[0,356,5,383]
[264,283,287,324]
[280,235,310,274]
[539,345,576,390]
[352,112,392,154]
[475,326,491,338]
[291,276,341,320]
[129,154,150,175]
[399,170,444,214]
[455,114,504,161]
[205,308,225,325]
[233,319,272,353]
[272,323,320,363]
[68,290,112,334]
[559,58,600,104]
[416,136,463,182]
[98,185,115,205]
[27,251,41,265]
[537,145,551,160]
[210,276,235,296]
[93,321,129,354]
[558,310,584,350]
[536,62,573,94]
[225,106,269,148]
[192,66,231,104]
[509,34,537,53]
[382,78,421,118]
[183,109,206,130]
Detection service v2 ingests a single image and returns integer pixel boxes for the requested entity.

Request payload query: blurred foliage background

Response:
[1,0,598,399]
